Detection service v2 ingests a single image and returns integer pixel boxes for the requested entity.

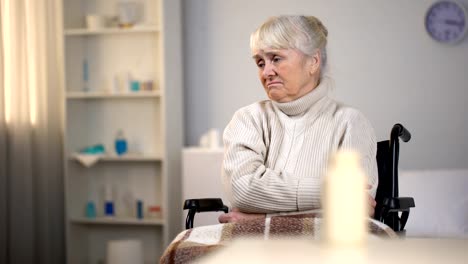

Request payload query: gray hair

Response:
[250,15,328,73]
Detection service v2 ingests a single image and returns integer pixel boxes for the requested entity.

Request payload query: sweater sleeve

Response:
[222,108,299,213]
[339,111,378,198]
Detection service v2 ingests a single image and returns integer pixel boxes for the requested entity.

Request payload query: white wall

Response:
[400,169,468,238]
[182,0,468,170]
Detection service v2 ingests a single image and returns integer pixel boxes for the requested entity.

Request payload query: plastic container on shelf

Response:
[147,205,162,219]
[115,130,128,156]
[104,183,115,217]
[85,201,96,218]
[136,200,144,219]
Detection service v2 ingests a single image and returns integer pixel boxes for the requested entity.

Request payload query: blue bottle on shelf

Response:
[105,201,114,216]
[115,130,128,156]
[104,184,115,217]
[85,201,96,218]
[136,200,144,219]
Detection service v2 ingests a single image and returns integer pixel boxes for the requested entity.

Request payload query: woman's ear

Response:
[309,50,321,75]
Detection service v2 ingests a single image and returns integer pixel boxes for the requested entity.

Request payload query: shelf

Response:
[100,155,163,162]
[66,91,162,99]
[70,217,165,226]
[69,154,163,163]
[64,26,160,36]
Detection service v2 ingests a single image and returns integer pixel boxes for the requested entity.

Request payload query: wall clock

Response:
[425,1,468,44]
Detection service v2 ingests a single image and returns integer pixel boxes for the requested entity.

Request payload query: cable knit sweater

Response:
[222,78,378,213]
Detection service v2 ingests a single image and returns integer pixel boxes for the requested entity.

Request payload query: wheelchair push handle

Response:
[391,123,411,143]
[389,123,412,209]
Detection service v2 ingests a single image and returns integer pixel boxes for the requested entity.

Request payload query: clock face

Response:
[425,1,467,44]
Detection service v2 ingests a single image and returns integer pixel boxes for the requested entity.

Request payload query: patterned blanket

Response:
[160,212,397,264]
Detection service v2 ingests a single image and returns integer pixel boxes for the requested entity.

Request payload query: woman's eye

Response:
[256,61,265,68]
[272,56,281,63]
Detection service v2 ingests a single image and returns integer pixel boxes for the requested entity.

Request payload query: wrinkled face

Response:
[252,48,319,103]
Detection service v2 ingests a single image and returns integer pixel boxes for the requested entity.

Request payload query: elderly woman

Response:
[219,15,377,223]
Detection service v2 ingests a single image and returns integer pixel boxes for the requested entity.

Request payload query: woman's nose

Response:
[262,63,276,78]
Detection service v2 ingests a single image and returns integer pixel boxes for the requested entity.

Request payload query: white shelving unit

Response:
[58,0,183,263]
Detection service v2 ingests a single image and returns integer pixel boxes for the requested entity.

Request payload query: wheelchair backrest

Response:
[375,140,393,220]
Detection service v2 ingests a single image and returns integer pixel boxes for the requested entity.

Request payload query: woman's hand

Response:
[367,184,377,217]
[218,208,266,223]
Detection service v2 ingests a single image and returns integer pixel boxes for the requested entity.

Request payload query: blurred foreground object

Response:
[199,238,468,264]
[323,150,367,247]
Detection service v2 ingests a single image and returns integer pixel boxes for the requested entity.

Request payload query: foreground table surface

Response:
[199,237,468,264]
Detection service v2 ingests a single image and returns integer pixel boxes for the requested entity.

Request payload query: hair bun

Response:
[317,20,328,37]
[305,16,328,38]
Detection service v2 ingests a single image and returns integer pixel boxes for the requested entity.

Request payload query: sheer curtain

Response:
[0,0,65,263]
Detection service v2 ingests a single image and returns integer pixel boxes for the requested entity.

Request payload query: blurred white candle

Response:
[322,150,367,247]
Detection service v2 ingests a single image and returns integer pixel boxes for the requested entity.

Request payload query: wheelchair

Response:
[183,124,415,233]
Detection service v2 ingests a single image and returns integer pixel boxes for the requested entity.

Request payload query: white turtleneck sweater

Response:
[222,79,378,213]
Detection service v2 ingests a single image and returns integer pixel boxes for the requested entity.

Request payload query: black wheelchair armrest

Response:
[382,197,415,211]
[379,197,415,232]
[183,198,229,229]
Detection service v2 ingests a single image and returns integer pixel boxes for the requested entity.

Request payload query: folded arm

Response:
[221,107,378,218]
[222,108,311,213]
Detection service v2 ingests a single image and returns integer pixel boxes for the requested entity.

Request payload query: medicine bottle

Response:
[115,129,128,156]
